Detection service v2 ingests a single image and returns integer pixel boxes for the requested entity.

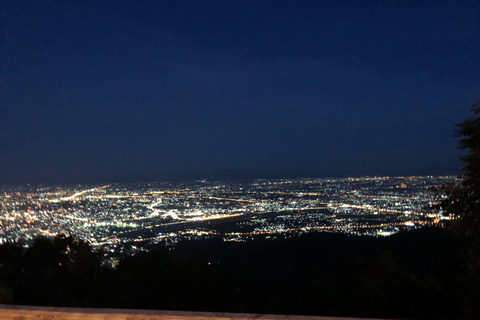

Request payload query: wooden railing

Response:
[0,305,385,320]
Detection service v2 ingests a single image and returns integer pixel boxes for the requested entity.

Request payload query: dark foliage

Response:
[0,235,106,307]
[439,102,480,269]
[0,229,479,319]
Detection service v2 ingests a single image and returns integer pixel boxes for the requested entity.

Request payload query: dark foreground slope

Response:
[0,228,478,319]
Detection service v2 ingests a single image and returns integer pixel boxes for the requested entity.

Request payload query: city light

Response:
[0,176,459,258]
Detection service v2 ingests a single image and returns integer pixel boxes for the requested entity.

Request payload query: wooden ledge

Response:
[0,305,386,320]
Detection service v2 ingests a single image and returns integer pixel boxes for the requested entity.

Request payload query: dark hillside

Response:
[0,228,478,319]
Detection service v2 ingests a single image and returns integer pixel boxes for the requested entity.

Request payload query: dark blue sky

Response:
[1,1,479,183]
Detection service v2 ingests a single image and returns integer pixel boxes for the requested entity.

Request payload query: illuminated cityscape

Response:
[2,1,479,318]
[0,176,458,257]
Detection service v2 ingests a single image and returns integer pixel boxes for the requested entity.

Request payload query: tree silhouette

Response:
[441,101,480,269]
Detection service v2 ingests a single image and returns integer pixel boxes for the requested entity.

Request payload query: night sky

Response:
[1,1,479,183]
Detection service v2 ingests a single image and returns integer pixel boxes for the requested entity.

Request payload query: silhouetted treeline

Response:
[0,228,479,319]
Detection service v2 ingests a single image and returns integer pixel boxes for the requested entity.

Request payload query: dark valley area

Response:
[0,227,478,320]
